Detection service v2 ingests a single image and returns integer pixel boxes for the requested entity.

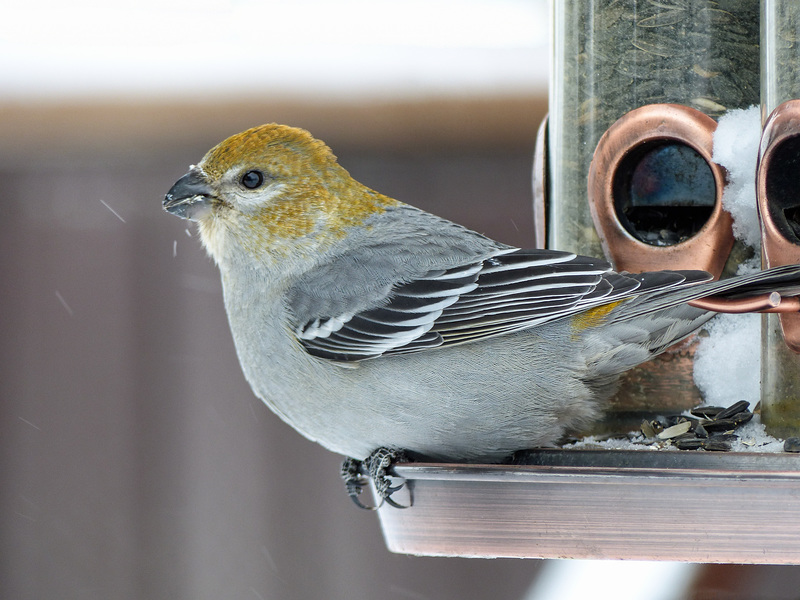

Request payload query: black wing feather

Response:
[297,249,648,361]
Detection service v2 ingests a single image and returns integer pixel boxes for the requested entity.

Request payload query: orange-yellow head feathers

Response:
[199,123,338,181]
[176,124,399,262]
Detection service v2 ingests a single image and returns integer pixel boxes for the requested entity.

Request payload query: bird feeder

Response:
[373,0,800,564]
[758,0,800,437]
[542,0,759,430]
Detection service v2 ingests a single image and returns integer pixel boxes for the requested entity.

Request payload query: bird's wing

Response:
[292,248,708,362]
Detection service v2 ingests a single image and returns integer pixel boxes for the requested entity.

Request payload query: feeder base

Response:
[375,449,800,563]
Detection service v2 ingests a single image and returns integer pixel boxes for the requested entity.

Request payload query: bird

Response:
[164,123,800,507]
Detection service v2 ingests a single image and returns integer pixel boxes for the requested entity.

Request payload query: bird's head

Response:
[164,123,397,266]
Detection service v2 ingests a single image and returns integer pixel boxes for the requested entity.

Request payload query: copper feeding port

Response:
[757,99,800,353]
[588,104,734,277]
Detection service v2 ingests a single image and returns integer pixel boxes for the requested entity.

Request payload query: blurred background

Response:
[2,1,800,599]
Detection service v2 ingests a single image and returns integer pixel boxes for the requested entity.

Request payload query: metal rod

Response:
[688,292,800,313]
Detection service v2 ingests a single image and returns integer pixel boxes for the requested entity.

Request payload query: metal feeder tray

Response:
[374,449,800,564]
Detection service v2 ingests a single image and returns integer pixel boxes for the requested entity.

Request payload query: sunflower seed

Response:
[784,438,800,453]
[702,418,738,433]
[715,401,750,420]
[702,439,732,452]
[636,8,686,28]
[657,420,693,439]
[675,437,705,450]
[691,406,725,419]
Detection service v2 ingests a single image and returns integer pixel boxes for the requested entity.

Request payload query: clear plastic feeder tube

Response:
[549,0,760,429]
[761,0,800,117]
[759,0,800,437]
[549,0,760,257]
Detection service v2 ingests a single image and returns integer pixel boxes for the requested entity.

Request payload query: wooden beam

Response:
[0,95,547,166]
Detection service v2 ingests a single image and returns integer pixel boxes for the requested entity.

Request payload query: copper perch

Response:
[688,292,800,314]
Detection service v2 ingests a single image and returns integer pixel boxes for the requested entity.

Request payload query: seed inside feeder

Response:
[613,141,716,246]
[765,134,800,244]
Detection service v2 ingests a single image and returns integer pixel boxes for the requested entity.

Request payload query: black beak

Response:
[163,169,215,221]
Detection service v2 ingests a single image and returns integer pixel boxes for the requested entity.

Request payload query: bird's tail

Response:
[616,264,800,322]
[586,264,800,382]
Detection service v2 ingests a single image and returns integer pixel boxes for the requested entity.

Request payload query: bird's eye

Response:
[241,170,264,189]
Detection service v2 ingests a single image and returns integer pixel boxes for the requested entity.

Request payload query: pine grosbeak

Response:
[164,123,800,506]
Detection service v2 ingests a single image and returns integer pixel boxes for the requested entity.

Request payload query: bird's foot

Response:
[341,448,410,510]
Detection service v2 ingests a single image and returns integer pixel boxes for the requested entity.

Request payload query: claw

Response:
[385,483,405,495]
[340,448,411,509]
[341,457,374,509]
[349,491,375,511]
[382,487,409,510]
